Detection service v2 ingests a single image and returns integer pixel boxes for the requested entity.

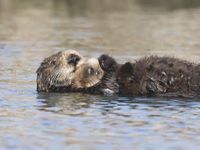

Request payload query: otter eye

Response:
[95,71,100,75]
[87,67,95,75]
[67,54,81,66]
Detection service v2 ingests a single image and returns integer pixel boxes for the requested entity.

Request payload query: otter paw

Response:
[101,88,115,96]
[98,54,118,72]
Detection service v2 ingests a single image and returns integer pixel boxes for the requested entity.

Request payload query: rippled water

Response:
[1,0,200,149]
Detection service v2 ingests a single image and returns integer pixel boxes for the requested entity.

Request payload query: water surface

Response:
[1,0,200,149]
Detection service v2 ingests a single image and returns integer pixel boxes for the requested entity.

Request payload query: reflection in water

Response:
[36,93,200,149]
[1,0,200,149]
[38,92,200,116]
[37,92,125,116]
[37,92,102,114]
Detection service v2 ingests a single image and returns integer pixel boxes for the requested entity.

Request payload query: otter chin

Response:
[36,50,104,93]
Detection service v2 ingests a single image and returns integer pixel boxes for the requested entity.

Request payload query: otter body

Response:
[99,55,200,98]
[37,50,200,98]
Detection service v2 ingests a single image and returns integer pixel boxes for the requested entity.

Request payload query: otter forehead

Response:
[77,58,99,67]
[87,58,99,64]
[86,58,101,69]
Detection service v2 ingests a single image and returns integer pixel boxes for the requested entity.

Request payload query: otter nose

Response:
[68,54,81,66]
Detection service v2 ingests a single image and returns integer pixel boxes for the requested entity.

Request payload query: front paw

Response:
[101,88,115,96]
[98,54,118,72]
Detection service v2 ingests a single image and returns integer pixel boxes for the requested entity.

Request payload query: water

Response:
[1,0,200,149]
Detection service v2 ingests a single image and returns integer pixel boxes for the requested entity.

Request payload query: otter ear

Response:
[98,54,118,72]
[119,62,133,75]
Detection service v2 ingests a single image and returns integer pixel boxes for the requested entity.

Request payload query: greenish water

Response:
[1,0,200,149]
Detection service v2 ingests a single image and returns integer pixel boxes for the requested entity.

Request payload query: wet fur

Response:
[99,55,200,98]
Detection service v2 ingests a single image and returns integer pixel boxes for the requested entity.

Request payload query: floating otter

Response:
[99,55,200,98]
[37,50,104,92]
[37,50,200,98]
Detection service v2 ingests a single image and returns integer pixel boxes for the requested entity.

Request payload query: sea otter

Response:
[36,50,104,92]
[98,55,200,98]
[37,50,200,98]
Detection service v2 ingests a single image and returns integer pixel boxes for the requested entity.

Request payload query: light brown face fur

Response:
[71,58,104,89]
[37,50,104,92]
[37,50,83,92]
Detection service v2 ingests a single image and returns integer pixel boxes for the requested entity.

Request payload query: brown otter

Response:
[98,55,200,98]
[71,58,104,90]
[37,50,105,93]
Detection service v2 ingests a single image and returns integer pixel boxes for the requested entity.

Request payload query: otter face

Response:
[37,50,82,92]
[71,58,104,89]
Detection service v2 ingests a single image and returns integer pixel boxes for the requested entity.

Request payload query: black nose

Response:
[68,54,81,66]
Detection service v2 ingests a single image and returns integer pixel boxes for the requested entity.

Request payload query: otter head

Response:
[36,50,82,92]
[71,58,104,89]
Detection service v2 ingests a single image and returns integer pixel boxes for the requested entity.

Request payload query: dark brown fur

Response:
[99,55,200,98]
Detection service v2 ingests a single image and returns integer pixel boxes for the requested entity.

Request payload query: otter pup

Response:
[71,58,104,90]
[66,55,120,95]
[99,55,200,98]
[37,50,104,93]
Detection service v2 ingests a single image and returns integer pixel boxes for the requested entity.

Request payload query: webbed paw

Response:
[98,54,118,72]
